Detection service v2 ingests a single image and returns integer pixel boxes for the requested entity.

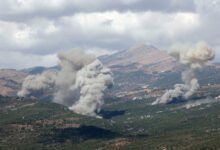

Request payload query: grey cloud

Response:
[0,0,220,69]
[0,15,137,56]
[0,0,195,22]
[172,0,220,50]
[194,0,220,47]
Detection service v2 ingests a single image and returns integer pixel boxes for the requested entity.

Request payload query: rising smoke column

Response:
[69,60,113,116]
[53,49,96,107]
[18,49,113,116]
[152,41,215,105]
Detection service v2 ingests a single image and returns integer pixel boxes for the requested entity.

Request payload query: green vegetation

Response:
[1,89,220,150]
[111,70,152,92]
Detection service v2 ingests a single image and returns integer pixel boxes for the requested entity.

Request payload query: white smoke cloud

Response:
[53,49,96,107]
[69,60,113,116]
[184,98,220,109]
[152,41,215,105]
[17,70,58,98]
[18,49,113,116]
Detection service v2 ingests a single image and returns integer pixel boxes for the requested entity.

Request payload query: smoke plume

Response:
[152,41,215,105]
[184,98,213,109]
[69,60,113,116]
[17,70,57,98]
[18,49,113,116]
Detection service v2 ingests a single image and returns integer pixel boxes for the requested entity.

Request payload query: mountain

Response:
[1,45,220,149]
[98,44,220,95]
[22,66,60,75]
[99,44,176,73]
[0,44,219,97]
[0,69,28,96]
[99,44,179,94]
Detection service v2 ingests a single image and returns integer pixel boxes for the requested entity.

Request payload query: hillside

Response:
[0,44,220,149]
[98,44,220,95]
[0,69,28,96]
[99,44,176,73]
[98,44,178,94]
[1,86,220,149]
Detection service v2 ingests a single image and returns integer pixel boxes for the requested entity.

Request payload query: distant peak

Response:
[127,43,158,52]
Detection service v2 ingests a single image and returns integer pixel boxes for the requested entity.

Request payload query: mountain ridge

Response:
[0,44,219,97]
[99,43,176,73]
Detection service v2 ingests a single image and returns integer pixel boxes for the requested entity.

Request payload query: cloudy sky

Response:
[0,0,220,69]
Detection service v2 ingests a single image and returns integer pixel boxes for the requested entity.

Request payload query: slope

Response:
[99,44,176,73]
